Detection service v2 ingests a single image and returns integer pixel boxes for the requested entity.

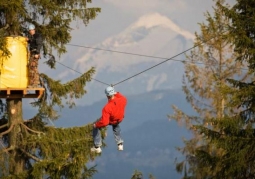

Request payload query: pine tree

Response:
[148,173,156,179]
[188,1,255,178]
[0,1,102,178]
[219,0,255,70]
[170,0,253,178]
[217,0,255,120]
[131,170,143,179]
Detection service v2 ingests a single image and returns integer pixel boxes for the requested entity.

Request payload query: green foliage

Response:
[130,170,156,179]
[194,1,255,177]
[0,122,106,178]
[131,170,143,179]
[33,67,95,120]
[192,116,255,178]
[27,124,95,178]
[170,0,255,178]
[0,0,101,56]
[149,173,156,179]
[218,0,255,70]
[218,0,255,120]
[0,0,102,178]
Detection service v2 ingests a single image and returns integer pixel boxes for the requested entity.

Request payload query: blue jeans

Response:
[93,124,123,147]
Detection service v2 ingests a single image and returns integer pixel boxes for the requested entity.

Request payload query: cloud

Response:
[102,0,187,14]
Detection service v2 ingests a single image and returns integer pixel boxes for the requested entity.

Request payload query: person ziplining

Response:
[61,29,229,154]
[91,86,127,154]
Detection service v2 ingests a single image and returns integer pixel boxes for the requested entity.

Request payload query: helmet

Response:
[28,24,35,30]
[105,86,116,96]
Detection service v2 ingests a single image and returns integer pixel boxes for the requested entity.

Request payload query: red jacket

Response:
[95,92,127,128]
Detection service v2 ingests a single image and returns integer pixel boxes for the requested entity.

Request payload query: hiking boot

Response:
[91,146,102,154]
[118,143,123,151]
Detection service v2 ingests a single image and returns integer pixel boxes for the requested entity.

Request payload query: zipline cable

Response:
[67,43,248,71]
[67,44,192,61]
[66,40,248,86]
[65,30,248,86]
[56,56,206,86]
[56,61,110,86]
[112,37,218,86]
[112,47,195,86]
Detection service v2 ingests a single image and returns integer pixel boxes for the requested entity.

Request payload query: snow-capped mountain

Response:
[47,13,194,105]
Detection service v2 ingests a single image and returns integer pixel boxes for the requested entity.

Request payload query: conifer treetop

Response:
[0,0,101,56]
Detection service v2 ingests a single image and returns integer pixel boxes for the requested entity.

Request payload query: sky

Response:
[35,0,235,106]
[69,0,210,44]
[69,0,233,44]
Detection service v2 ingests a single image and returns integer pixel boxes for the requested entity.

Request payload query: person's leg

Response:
[112,124,123,145]
[91,127,102,153]
[34,60,40,87]
[92,127,102,147]
[28,57,36,87]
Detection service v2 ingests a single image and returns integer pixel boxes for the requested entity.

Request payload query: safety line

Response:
[113,46,196,86]
[66,30,248,86]
[112,34,222,86]
[66,18,255,86]
[66,43,248,71]
[67,44,173,60]
[112,31,248,86]
[56,61,110,86]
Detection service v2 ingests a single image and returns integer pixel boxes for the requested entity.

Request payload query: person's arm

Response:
[95,106,110,128]
[35,34,43,54]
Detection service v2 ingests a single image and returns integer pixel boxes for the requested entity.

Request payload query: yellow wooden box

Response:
[0,36,28,88]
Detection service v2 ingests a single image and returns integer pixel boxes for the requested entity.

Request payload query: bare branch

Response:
[0,123,8,130]
[20,123,44,135]
[0,146,14,154]
[0,124,14,136]
[0,24,9,31]
[19,148,41,162]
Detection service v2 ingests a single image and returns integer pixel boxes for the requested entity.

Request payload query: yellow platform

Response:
[0,87,44,99]
[0,36,44,99]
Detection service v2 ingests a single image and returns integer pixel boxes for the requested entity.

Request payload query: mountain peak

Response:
[130,13,195,40]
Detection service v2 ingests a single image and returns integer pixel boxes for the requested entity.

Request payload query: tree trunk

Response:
[7,98,24,175]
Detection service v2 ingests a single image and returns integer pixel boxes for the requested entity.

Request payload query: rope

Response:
[56,61,110,86]
[113,46,197,86]
[66,29,245,87]
[67,44,203,64]
[112,34,222,86]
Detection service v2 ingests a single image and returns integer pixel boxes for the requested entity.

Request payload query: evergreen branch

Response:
[20,123,44,135]
[0,123,8,130]
[0,124,14,136]
[19,148,41,162]
[39,67,95,110]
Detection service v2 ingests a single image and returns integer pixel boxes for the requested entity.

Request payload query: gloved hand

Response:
[34,54,40,59]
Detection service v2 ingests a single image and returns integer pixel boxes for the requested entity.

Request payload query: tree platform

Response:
[0,87,45,99]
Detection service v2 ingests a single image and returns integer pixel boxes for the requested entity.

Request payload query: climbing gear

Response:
[105,86,116,96]
[28,24,35,30]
